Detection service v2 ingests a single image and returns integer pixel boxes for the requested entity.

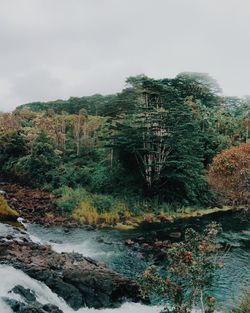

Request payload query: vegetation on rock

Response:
[0,195,19,221]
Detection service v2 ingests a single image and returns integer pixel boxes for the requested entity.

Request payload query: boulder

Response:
[0,236,141,310]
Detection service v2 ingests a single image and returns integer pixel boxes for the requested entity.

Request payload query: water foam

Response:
[0,265,161,313]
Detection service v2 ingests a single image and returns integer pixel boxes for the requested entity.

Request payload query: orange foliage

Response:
[208,143,250,205]
[0,113,19,132]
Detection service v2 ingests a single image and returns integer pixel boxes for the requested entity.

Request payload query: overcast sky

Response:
[0,0,250,112]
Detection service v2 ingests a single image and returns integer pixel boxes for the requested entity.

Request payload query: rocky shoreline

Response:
[0,182,82,228]
[0,230,142,310]
[0,183,145,311]
[4,285,64,313]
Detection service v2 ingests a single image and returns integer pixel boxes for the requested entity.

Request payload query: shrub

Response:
[91,194,116,213]
[56,187,88,214]
[208,143,250,205]
[73,201,99,225]
[140,223,222,313]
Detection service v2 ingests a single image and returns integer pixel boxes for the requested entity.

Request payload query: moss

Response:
[0,196,19,221]
[113,224,137,230]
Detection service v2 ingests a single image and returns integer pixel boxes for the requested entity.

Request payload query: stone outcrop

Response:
[4,285,63,313]
[0,234,141,310]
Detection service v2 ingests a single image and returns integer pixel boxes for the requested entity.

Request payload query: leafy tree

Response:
[0,131,28,177]
[110,76,207,203]
[15,132,60,188]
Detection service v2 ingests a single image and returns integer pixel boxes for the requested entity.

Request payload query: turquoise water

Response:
[25,211,250,310]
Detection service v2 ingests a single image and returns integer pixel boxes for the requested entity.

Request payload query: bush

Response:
[140,223,221,313]
[91,194,116,213]
[72,201,99,225]
[208,143,250,205]
[56,187,88,214]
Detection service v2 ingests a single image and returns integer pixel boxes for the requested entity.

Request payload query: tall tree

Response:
[73,109,88,155]
[110,76,207,202]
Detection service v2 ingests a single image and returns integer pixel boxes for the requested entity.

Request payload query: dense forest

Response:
[0,72,249,225]
[0,73,250,313]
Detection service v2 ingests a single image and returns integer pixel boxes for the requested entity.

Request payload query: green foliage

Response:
[1,72,249,213]
[140,223,222,313]
[16,94,117,116]
[57,186,121,215]
[0,131,28,176]
[15,132,60,188]
[109,76,209,204]
[56,187,89,214]
[56,187,133,227]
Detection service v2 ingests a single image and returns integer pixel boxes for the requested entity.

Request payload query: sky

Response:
[0,0,250,112]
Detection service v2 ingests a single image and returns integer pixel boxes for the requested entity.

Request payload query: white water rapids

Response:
[0,222,161,313]
[1,216,249,313]
[0,265,161,313]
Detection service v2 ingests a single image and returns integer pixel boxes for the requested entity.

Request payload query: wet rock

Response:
[49,239,63,244]
[11,285,36,302]
[154,240,171,249]
[124,235,173,263]
[41,304,64,313]
[125,239,134,246]
[0,237,142,310]
[4,298,63,313]
[6,235,14,240]
[169,232,181,239]
[4,285,63,313]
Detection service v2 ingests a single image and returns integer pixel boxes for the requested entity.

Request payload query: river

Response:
[0,211,249,312]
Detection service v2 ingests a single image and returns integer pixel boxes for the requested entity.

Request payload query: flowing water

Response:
[0,211,249,312]
[0,264,161,313]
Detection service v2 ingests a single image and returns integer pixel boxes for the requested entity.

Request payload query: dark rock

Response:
[0,237,142,310]
[42,304,63,313]
[4,296,63,313]
[125,239,134,246]
[6,235,14,240]
[49,239,63,244]
[11,285,36,302]
[169,232,181,239]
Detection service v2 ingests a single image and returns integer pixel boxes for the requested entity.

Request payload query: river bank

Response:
[25,211,250,310]
[0,182,249,312]
[0,182,247,230]
[0,223,143,312]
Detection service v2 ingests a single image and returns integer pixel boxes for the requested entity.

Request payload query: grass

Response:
[56,187,244,229]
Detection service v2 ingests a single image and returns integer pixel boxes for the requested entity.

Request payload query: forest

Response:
[0,72,250,313]
[0,72,250,225]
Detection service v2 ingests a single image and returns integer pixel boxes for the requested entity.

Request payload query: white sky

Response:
[0,0,250,112]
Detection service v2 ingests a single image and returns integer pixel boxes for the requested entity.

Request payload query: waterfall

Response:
[0,265,161,313]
